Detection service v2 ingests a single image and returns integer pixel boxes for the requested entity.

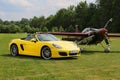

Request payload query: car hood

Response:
[47,41,79,50]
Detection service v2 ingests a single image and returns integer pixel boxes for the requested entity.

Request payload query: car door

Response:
[20,34,40,56]
[23,40,40,56]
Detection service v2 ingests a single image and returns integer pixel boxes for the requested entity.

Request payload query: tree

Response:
[0,19,3,24]
[42,27,48,32]
[97,0,120,32]
[8,24,21,33]
[75,1,89,31]
[67,25,74,32]
[46,15,55,31]
[30,16,39,28]
[0,24,21,33]
[87,3,100,28]
[3,21,10,25]
[24,25,32,33]
[52,27,59,32]
[30,16,46,29]
[0,0,120,33]
[59,26,64,32]
[52,6,76,30]
[20,18,30,28]
[30,27,40,33]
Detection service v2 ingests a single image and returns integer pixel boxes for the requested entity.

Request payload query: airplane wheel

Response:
[41,46,52,60]
[80,48,84,52]
[104,48,110,53]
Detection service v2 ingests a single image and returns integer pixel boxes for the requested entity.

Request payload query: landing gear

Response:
[104,48,110,53]
[79,35,94,53]
[100,43,110,53]
[104,34,110,53]
[80,48,84,52]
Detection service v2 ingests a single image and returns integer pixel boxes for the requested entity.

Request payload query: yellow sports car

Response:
[9,34,80,59]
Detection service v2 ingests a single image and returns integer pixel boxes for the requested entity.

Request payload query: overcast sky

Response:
[0,0,96,21]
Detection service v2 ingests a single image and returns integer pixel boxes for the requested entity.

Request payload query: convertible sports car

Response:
[9,34,80,59]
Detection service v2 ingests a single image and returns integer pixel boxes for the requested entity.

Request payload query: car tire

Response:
[10,44,19,56]
[41,46,52,60]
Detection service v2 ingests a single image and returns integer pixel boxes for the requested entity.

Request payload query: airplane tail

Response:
[75,25,79,32]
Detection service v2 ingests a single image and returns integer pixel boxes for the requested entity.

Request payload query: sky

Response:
[0,0,96,21]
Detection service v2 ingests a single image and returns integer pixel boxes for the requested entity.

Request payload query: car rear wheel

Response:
[10,44,19,56]
[41,46,52,60]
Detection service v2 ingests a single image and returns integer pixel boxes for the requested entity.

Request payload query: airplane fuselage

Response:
[80,28,107,45]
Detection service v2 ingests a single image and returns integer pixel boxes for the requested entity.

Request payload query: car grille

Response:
[59,50,79,56]
[59,52,67,56]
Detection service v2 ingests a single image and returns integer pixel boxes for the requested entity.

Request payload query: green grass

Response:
[0,34,120,80]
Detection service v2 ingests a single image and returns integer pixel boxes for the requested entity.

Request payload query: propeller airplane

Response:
[40,18,120,52]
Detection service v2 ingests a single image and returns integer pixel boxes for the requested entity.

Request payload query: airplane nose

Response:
[100,28,107,34]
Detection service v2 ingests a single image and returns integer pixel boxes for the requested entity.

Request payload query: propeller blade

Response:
[104,18,113,28]
[109,18,113,22]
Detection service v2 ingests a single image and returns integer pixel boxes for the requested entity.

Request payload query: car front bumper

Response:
[52,49,80,58]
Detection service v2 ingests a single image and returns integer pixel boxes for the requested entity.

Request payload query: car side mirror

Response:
[31,38,37,42]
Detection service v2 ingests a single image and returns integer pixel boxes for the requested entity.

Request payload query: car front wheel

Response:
[41,46,52,60]
[10,44,19,56]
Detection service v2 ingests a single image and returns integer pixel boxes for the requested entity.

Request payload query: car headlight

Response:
[52,44,62,49]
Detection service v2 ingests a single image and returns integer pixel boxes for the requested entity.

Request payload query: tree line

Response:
[0,0,120,33]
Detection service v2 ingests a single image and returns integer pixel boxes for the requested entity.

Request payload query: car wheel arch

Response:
[10,43,19,56]
[40,45,50,55]
[40,45,52,59]
[10,43,17,48]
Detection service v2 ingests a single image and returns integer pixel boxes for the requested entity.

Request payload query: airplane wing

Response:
[40,32,120,37]
[108,34,120,37]
[39,32,88,37]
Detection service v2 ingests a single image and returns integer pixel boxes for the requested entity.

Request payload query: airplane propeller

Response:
[103,18,112,52]
[104,18,112,28]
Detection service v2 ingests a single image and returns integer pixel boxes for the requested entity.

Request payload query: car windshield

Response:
[37,34,59,41]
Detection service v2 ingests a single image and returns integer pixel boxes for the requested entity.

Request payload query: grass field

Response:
[0,33,120,80]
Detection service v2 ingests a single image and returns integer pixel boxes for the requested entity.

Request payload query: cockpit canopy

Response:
[82,28,98,33]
